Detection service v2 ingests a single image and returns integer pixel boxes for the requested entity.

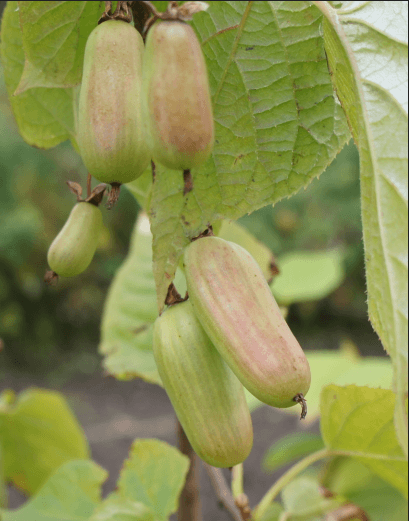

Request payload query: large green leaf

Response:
[115,439,189,521]
[316,0,408,455]
[1,460,107,521]
[99,212,160,384]
[16,1,103,92]
[320,385,408,498]
[149,0,351,312]
[0,388,89,495]
[323,457,408,521]
[0,1,76,148]
[89,495,156,521]
[281,476,342,520]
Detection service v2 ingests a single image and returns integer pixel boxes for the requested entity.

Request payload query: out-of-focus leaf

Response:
[271,249,345,305]
[116,439,189,521]
[263,432,325,473]
[99,212,160,384]
[276,345,393,422]
[149,0,351,312]
[0,388,89,495]
[0,205,44,266]
[281,476,342,520]
[323,457,408,521]
[89,495,155,521]
[0,460,106,521]
[257,502,284,521]
[317,0,408,455]
[16,1,103,92]
[320,385,408,498]
[0,1,76,148]
[125,169,153,211]
[217,220,277,281]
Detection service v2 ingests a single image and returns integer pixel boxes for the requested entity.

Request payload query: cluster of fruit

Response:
[45,9,311,469]
[47,13,213,279]
[154,237,311,467]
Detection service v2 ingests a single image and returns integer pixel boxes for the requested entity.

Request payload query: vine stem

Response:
[252,448,331,520]
[203,464,243,521]
[177,420,202,521]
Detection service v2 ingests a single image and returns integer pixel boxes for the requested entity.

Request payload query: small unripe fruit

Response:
[153,300,253,467]
[184,237,311,409]
[142,21,214,170]
[78,20,150,184]
[47,202,103,277]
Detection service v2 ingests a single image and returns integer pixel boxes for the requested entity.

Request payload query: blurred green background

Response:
[0,31,383,382]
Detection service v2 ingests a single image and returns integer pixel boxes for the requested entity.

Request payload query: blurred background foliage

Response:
[0,30,382,381]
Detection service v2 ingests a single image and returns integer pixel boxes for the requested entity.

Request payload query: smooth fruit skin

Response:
[78,20,150,184]
[47,202,103,277]
[142,21,214,170]
[153,300,253,468]
[184,237,311,408]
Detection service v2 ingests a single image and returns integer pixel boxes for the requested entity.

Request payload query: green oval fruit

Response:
[78,20,150,184]
[47,202,103,277]
[184,237,311,409]
[153,300,253,467]
[142,21,214,170]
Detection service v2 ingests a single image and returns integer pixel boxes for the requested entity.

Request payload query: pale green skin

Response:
[142,21,214,170]
[184,237,311,409]
[47,203,103,277]
[78,21,150,184]
[153,300,253,468]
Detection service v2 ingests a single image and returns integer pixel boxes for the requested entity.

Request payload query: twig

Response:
[203,464,244,521]
[177,421,202,521]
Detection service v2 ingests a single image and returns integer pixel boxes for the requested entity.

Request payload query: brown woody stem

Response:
[177,421,202,521]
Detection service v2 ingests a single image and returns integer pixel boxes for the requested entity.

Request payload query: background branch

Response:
[204,464,245,521]
[177,420,202,521]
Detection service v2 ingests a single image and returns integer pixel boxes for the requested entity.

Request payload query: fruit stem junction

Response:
[293,393,307,420]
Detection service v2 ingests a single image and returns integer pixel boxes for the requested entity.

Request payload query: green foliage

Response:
[99,212,161,384]
[89,496,155,521]
[320,385,408,498]
[318,0,408,455]
[263,433,325,473]
[0,388,89,495]
[323,457,408,521]
[115,439,189,521]
[1,460,107,521]
[17,2,104,92]
[0,1,77,148]
[150,1,350,311]
[280,476,342,520]
[271,249,345,305]
[0,439,189,521]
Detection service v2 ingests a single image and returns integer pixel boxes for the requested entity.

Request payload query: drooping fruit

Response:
[153,300,253,467]
[47,202,103,277]
[142,20,214,170]
[78,20,150,185]
[184,236,311,410]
